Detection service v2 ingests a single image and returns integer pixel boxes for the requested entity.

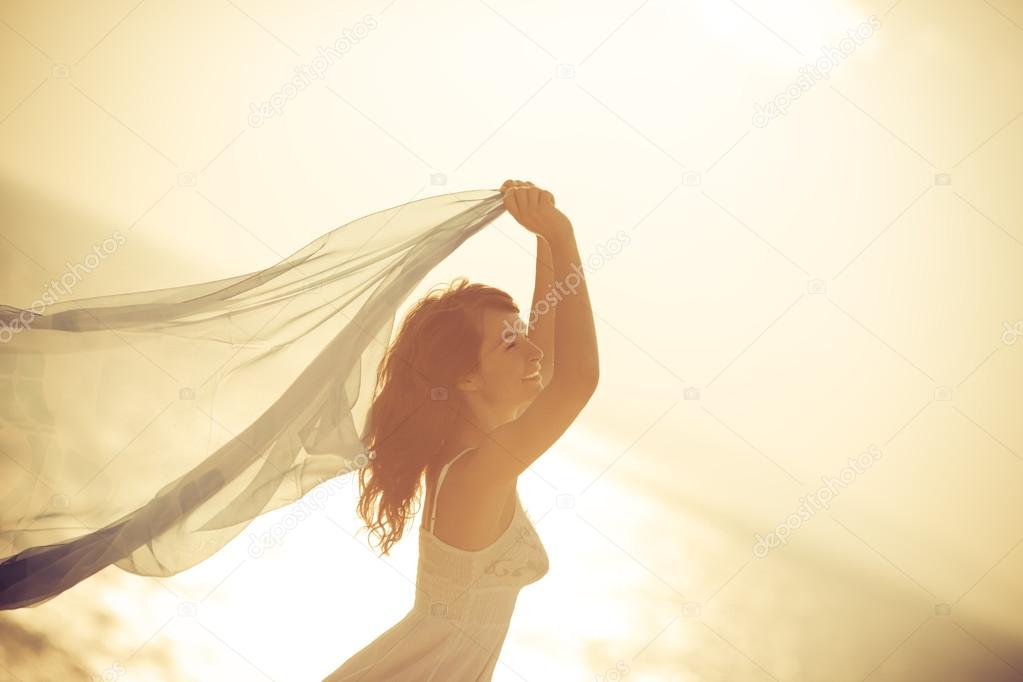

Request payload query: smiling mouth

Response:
[521,371,541,380]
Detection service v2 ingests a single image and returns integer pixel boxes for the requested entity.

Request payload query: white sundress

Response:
[324,447,550,681]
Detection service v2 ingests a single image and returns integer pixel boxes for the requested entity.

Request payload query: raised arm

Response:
[541,220,599,383]
[528,234,556,386]
[466,181,600,484]
[501,179,598,384]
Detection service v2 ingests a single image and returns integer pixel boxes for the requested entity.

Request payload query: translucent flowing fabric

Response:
[0,189,507,610]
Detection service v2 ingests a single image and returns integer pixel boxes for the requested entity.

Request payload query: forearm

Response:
[529,235,556,384]
[544,225,599,383]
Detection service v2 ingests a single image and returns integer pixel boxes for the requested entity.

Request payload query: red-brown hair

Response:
[357,277,518,555]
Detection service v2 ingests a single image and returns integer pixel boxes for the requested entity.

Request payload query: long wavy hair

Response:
[357,276,518,555]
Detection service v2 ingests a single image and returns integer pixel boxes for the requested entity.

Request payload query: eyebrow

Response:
[493,330,513,350]
[493,320,525,349]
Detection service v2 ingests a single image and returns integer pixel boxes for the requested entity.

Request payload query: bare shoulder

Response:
[441,448,515,506]
[424,449,517,549]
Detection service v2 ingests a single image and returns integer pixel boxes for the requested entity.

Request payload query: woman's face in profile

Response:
[474,308,544,406]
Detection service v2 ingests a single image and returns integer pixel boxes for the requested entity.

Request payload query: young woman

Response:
[325,180,600,680]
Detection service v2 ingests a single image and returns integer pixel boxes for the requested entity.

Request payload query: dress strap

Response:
[429,447,475,533]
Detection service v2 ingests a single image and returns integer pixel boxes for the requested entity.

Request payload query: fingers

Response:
[502,180,525,217]
[501,179,527,193]
[501,179,552,217]
[504,185,522,216]
[526,187,540,212]
[501,179,535,194]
